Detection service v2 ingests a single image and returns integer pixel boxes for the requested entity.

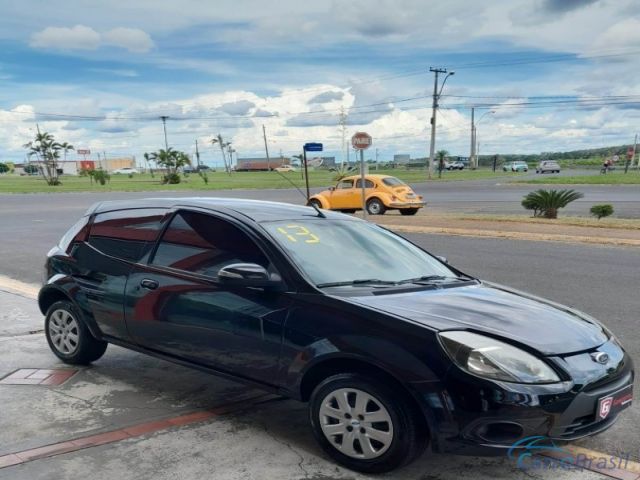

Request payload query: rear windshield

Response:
[382,177,405,187]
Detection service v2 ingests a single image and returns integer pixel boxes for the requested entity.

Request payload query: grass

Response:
[0,168,518,194]
[517,171,640,185]
[421,213,640,230]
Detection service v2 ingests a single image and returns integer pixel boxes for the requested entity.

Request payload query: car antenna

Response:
[271,164,326,218]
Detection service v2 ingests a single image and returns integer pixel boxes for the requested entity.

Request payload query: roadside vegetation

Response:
[0,168,519,194]
[521,189,584,218]
[518,171,640,185]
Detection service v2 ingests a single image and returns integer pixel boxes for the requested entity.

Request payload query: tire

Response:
[366,198,386,215]
[341,209,357,214]
[400,208,419,216]
[309,373,427,473]
[45,300,107,365]
[308,198,323,209]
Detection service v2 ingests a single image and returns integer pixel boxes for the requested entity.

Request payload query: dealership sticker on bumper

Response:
[597,384,633,420]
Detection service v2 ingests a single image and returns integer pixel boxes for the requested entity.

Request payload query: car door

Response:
[72,208,168,340]
[328,179,356,209]
[124,209,290,384]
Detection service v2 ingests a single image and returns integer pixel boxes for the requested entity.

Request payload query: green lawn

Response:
[0,168,518,194]
[518,171,640,185]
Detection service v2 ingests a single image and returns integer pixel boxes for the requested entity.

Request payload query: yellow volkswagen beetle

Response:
[308,174,425,215]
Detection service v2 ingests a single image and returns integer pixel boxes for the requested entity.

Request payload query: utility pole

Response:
[195,139,201,168]
[628,134,637,173]
[470,107,476,170]
[375,148,379,170]
[427,67,454,180]
[160,116,169,150]
[262,125,271,170]
[303,149,310,201]
[339,106,347,169]
[103,151,107,171]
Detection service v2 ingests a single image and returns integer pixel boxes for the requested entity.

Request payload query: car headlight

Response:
[439,331,560,384]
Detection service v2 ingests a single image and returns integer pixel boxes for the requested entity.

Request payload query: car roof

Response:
[86,197,354,222]
[343,174,395,181]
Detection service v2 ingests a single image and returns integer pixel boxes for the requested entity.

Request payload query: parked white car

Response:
[112,167,140,175]
[274,165,298,172]
[535,161,561,174]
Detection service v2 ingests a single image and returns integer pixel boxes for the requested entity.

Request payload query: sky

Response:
[1,0,640,167]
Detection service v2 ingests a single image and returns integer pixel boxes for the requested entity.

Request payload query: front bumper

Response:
[411,347,634,456]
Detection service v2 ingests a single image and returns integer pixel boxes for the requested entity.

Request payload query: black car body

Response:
[39,198,634,473]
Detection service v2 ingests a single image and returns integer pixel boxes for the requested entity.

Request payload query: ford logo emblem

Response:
[590,352,609,364]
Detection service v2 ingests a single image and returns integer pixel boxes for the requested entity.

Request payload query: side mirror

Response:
[218,263,279,288]
[436,255,448,264]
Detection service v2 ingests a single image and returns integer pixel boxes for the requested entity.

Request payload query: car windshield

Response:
[382,177,405,187]
[261,219,458,286]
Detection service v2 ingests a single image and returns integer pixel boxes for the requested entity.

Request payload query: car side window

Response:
[336,180,353,189]
[88,209,167,262]
[151,211,269,278]
[355,179,375,188]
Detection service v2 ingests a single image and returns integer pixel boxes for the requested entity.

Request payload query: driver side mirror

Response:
[218,263,280,288]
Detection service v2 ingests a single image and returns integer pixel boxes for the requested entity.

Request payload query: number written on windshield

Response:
[277,225,320,244]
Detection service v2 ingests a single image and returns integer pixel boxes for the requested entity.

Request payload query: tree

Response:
[0,163,8,174]
[436,150,448,178]
[59,142,74,161]
[145,148,191,184]
[23,131,67,186]
[521,189,584,219]
[143,152,155,178]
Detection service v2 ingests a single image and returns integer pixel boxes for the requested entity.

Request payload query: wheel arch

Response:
[308,195,331,210]
[38,285,72,316]
[299,356,432,436]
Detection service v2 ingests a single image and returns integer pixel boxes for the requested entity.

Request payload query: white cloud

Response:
[30,25,153,53]
[30,25,101,50]
[103,27,154,53]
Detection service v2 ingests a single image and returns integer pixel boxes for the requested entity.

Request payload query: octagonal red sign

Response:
[351,132,372,150]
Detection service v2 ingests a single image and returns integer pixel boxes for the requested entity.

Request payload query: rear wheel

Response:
[45,300,107,365]
[366,198,386,215]
[400,208,419,216]
[309,373,426,473]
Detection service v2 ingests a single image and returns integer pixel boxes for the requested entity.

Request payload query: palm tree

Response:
[521,189,584,219]
[23,131,64,185]
[436,149,448,178]
[143,152,155,178]
[145,148,191,184]
[59,142,74,161]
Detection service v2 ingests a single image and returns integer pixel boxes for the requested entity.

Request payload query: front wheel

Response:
[45,300,107,365]
[308,198,323,210]
[400,208,419,216]
[366,198,386,215]
[309,373,426,473]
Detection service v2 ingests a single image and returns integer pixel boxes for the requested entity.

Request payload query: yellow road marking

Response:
[0,275,39,299]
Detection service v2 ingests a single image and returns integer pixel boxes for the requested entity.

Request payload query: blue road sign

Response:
[304,142,323,152]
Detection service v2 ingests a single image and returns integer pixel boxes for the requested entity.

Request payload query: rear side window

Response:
[382,177,405,187]
[151,211,268,277]
[88,209,167,262]
[355,179,375,188]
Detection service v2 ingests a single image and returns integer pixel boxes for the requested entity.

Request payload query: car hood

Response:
[346,283,608,355]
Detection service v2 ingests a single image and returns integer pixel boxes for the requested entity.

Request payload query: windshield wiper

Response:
[317,279,398,288]
[397,275,468,285]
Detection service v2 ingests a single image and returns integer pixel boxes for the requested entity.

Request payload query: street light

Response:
[473,110,495,169]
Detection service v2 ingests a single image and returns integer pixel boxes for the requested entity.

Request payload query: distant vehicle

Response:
[112,167,139,175]
[274,165,298,173]
[236,158,289,171]
[536,161,561,174]
[503,161,528,172]
[308,174,424,215]
[445,161,465,170]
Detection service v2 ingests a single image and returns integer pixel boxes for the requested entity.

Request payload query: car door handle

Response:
[140,279,159,290]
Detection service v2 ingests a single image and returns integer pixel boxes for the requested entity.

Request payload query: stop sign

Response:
[351,132,372,150]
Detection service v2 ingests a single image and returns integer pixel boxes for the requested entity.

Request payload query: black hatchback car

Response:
[40,198,634,473]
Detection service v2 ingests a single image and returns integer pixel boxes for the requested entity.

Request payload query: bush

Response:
[162,173,181,184]
[199,171,209,184]
[92,169,110,186]
[521,189,584,219]
[590,204,614,219]
[23,164,39,175]
[0,162,8,174]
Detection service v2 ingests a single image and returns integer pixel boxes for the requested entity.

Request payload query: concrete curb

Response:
[380,224,640,248]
